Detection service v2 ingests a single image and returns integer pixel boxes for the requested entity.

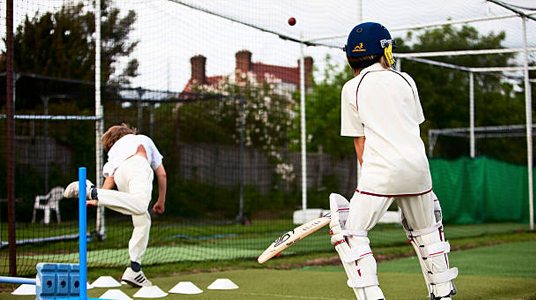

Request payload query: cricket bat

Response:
[257,212,331,264]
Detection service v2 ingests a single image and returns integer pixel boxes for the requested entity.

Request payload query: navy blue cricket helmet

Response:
[344,22,395,60]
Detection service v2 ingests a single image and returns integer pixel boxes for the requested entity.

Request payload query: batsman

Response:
[332,22,458,300]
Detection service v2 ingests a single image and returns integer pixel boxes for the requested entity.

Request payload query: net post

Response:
[6,0,17,277]
[469,72,475,158]
[521,16,534,232]
[94,0,106,241]
[78,168,87,300]
[299,32,307,212]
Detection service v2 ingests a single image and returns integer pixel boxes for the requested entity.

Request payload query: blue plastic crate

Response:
[36,263,80,300]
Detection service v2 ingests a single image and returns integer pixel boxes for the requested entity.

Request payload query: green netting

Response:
[430,156,531,224]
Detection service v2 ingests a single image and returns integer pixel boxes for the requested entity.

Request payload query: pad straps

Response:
[347,275,380,289]
[423,241,451,258]
[339,242,373,263]
[430,267,458,285]
[406,222,441,238]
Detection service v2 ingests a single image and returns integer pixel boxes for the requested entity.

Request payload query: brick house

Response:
[183,50,313,94]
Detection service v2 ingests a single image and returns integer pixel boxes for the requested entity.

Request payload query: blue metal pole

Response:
[0,276,36,285]
[78,168,87,300]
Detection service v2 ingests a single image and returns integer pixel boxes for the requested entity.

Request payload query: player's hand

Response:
[152,200,165,214]
[86,200,98,207]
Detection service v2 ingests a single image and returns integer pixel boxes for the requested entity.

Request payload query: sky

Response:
[1,0,535,92]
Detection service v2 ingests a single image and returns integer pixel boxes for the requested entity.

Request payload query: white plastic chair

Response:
[31,186,65,224]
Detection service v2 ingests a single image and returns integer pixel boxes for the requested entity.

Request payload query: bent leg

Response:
[98,156,154,215]
[97,189,148,215]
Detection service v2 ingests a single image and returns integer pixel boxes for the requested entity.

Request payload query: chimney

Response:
[190,55,206,85]
[235,50,252,74]
[298,56,314,88]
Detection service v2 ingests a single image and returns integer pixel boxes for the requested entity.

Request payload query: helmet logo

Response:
[352,43,366,52]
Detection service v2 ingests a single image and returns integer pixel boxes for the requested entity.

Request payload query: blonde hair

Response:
[101,123,137,152]
[348,55,391,76]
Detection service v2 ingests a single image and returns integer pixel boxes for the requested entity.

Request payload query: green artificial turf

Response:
[3,269,536,300]
[380,240,536,278]
[305,240,536,279]
[2,241,535,300]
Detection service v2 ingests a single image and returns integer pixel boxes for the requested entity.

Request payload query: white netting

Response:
[1,0,535,276]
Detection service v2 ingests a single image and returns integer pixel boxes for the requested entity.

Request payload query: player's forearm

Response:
[102,176,115,190]
[154,164,167,203]
[354,136,365,165]
[157,177,166,203]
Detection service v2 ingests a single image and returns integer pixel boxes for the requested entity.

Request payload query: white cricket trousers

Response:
[97,155,154,264]
[346,190,438,234]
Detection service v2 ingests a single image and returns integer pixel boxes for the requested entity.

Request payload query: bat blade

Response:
[257,213,331,264]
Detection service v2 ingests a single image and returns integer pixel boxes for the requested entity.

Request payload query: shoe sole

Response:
[121,275,151,288]
[122,279,150,288]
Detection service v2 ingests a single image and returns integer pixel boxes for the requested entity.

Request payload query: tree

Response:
[2,0,138,85]
[396,25,527,162]
[296,54,355,157]
[0,1,139,211]
[181,72,299,183]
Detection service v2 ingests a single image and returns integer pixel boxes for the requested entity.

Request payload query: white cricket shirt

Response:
[341,63,432,196]
[103,134,163,177]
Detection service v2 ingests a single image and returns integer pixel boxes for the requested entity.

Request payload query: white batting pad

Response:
[99,289,132,300]
[406,225,457,298]
[92,276,122,288]
[133,286,168,298]
[168,281,203,294]
[207,278,239,290]
[11,284,36,295]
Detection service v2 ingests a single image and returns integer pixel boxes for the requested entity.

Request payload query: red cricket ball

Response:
[288,17,296,26]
